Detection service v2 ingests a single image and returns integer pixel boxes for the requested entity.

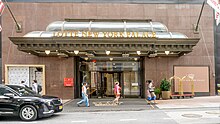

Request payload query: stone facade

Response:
[2,2,214,99]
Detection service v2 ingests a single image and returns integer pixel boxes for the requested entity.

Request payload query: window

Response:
[0,87,12,96]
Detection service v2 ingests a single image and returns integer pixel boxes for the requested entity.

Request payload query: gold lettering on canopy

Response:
[53,31,157,38]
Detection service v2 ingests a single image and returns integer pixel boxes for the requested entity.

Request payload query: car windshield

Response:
[8,85,38,96]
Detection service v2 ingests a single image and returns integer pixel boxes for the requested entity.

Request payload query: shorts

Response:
[147,96,156,101]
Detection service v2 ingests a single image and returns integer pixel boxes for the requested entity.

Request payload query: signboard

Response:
[53,31,156,38]
[132,83,139,86]
[64,78,73,87]
[174,66,209,92]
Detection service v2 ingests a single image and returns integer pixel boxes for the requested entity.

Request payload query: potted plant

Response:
[160,78,171,99]
[154,87,161,100]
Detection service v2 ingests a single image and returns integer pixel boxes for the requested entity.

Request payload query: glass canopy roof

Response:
[24,20,187,38]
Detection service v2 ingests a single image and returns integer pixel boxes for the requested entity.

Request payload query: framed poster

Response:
[174,66,209,92]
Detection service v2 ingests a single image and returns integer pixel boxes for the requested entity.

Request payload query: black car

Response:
[0,84,63,121]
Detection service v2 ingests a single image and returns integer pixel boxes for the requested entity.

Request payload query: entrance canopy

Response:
[9,19,200,59]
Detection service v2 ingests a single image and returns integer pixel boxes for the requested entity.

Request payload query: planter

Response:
[161,91,171,100]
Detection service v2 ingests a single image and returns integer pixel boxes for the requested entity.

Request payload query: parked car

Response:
[0,84,63,121]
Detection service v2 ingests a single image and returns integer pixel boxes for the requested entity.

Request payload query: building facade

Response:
[1,0,216,99]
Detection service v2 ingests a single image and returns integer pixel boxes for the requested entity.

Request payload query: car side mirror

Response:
[4,93,14,98]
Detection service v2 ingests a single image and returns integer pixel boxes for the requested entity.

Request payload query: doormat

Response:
[92,101,123,106]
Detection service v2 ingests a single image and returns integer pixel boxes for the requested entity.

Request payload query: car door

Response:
[0,86,18,114]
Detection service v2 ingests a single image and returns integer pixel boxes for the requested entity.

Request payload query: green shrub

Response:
[160,78,171,91]
[154,88,161,95]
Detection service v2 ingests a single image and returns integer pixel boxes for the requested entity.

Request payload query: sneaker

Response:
[77,103,80,107]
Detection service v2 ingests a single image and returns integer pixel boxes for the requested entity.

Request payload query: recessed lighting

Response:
[110,58,113,61]
[74,50,79,55]
[137,51,141,55]
[45,50,50,55]
[106,51,110,55]
[165,51,170,55]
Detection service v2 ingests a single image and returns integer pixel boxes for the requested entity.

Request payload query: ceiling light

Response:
[84,57,88,60]
[134,58,138,61]
[137,51,141,55]
[165,51,170,55]
[110,58,113,61]
[106,50,110,55]
[45,50,50,55]
[74,50,79,55]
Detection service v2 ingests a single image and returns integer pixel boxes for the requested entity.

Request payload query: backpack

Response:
[37,85,42,92]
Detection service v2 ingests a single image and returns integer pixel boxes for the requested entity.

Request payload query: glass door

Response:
[80,60,141,98]
[123,71,140,97]
[94,72,121,98]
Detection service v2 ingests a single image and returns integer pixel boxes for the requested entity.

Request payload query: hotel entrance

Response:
[9,19,201,99]
[79,60,141,98]
[96,72,122,98]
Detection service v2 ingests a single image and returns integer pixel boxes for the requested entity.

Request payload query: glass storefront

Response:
[80,60,141,98]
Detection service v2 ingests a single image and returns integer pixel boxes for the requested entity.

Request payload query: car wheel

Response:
[19,105,38,121]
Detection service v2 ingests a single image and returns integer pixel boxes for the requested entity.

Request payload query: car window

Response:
[9,86,37,96]
[0,87,13,96]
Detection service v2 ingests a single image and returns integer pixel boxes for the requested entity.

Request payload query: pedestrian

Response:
[113,81,121,104]
[77,82,90,107]
[20,80,27,87]
[32,80,38,94]
[146,80,157,104]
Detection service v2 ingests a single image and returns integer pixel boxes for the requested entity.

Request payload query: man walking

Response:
[20,80,28,88]
[77,82,90,107]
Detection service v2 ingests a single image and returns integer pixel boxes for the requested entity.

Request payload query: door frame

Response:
[98,71,123,97]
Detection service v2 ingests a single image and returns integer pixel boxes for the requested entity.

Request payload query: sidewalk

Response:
[156,96,220,109]
[62,96,220,112]
[63,98,153,112]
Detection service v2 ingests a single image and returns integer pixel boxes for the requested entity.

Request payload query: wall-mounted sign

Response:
[132,83,139,86]
[64,78,73,87]
[53,31,157,38]
[174,66,209,92]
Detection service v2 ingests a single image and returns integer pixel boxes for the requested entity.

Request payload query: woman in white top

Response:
[147,80,157,104]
